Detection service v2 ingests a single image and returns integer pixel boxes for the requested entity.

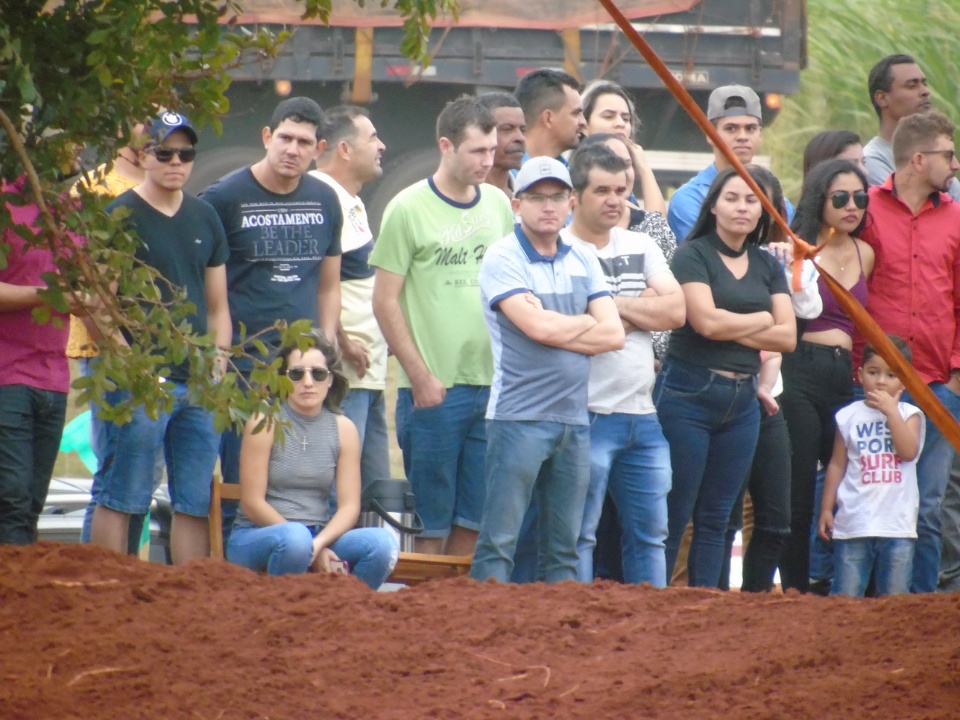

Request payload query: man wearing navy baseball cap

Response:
[470,155,624,584]
[90,109,232,564]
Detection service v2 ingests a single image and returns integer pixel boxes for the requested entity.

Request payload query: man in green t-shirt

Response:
[370,96,515,556]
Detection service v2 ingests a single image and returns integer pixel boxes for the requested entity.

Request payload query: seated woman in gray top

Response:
[227,331,398,588]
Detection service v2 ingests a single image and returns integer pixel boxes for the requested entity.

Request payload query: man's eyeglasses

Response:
[830,190,869,210]
[920,149,956,163]
[146,146,197,163]
[521,192,571,205]
[285,366,330,382]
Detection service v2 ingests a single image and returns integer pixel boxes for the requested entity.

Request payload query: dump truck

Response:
[186,0,807,230]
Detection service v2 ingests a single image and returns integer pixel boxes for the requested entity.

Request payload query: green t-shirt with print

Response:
[369,178,514,388]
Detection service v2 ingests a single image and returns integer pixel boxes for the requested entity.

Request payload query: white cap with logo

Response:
[514,156,573,195]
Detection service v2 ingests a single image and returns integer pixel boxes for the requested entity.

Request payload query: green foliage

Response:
[764,0,960,202]
[0,0,455,433]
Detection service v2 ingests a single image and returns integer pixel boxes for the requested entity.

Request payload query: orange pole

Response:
[595,0,960,453]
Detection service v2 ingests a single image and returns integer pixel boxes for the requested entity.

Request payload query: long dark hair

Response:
[791,159,869,243]
[277,329,348,412]
[745,165,787,245]
[685,167,771,245]
[802,130,861,180]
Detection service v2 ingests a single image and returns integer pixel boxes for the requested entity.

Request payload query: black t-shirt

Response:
[107,190,229,380]
[666,233,789,374]
[200,168,343,370]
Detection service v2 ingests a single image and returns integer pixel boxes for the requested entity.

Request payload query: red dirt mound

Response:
[2,543,959,719]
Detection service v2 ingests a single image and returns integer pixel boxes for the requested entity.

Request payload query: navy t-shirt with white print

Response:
[200,168,343,370]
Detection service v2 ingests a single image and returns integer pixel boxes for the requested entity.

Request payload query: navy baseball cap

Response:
[145,111,199,145]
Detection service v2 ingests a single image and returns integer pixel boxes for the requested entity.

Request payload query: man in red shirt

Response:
[859,110,960,593]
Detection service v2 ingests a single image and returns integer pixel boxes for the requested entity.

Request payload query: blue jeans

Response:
[471,420,590,583]
[395,384,488,538]
[78,358,162,551]
[831,537,914,597]
[0,385,67,544]
[339,388,391,492]
[902,382,960,593]
[577,412,671,587]
[654,359,760,587]
[227,522,399,589]
[92,383,219,517]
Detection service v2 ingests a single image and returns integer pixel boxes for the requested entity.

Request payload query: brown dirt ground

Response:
[2,543,959,720]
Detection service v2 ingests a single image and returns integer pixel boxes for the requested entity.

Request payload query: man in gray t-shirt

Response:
[864,54,960,201]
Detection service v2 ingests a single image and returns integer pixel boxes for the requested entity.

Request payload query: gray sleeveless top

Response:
[234,403,340,528]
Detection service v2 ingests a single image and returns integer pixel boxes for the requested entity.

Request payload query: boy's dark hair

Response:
[436,95,496,148]
[867,54,916,119]
[514,68,580,126]
[568,143,630,194]
[862,334,912,365]
[269,97,325,139]
[317,105,369,159]
[477,92,522,114]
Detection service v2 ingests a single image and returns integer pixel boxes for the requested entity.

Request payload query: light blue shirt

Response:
[479,224,610,425]
[667,163,795,243]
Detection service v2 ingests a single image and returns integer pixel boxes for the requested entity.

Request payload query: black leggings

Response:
[778,341,854,592]
[722,400,792,592]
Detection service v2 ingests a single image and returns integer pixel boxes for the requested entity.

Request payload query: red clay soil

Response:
[2,543,959,720]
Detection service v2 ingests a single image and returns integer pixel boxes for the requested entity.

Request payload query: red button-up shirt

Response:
[857,175,960,384]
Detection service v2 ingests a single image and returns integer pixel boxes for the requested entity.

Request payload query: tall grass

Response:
[764,0,960,201]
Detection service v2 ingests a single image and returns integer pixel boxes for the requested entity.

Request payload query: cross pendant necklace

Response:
[300,435,308,451]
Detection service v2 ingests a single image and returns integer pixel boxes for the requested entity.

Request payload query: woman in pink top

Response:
[779,158,875,592]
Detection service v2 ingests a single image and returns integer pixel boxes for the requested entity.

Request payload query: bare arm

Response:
[204,265,232,375]
[337,322,370,379]
[756,351,782,416]
[682,282,774,340]
[0,282,43,313]
[564,295,626,355]
[373,268,445,408]
[614,272,685,332]
[238,416,288,528]
[868,390,922,461]
[311,415,362,567]
[317,255,342,343]
[818,428,848,541]
[497,292,597,347]
[737,294,798,352]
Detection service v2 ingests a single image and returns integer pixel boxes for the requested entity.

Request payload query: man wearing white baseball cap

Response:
[470,156,624,583]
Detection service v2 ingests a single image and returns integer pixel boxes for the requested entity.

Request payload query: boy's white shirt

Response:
[832,400,926,540]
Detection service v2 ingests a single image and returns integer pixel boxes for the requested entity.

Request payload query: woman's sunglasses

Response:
[830,190,869,210]
[285,366,330,382]
[146,146,197,163]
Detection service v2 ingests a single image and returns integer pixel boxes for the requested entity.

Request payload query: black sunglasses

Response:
[285,366,330,382]
[830,190,869,210]
[146,146,197,163]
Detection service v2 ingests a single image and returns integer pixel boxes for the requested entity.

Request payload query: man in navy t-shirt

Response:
[200,97,343,539]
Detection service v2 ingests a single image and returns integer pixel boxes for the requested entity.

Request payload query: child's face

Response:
[858,354,905,398]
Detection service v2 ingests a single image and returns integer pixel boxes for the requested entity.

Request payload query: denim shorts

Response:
[395,384,488,537]
[92,382,219,517]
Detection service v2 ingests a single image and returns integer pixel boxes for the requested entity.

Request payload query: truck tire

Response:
[364,148,440,236]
